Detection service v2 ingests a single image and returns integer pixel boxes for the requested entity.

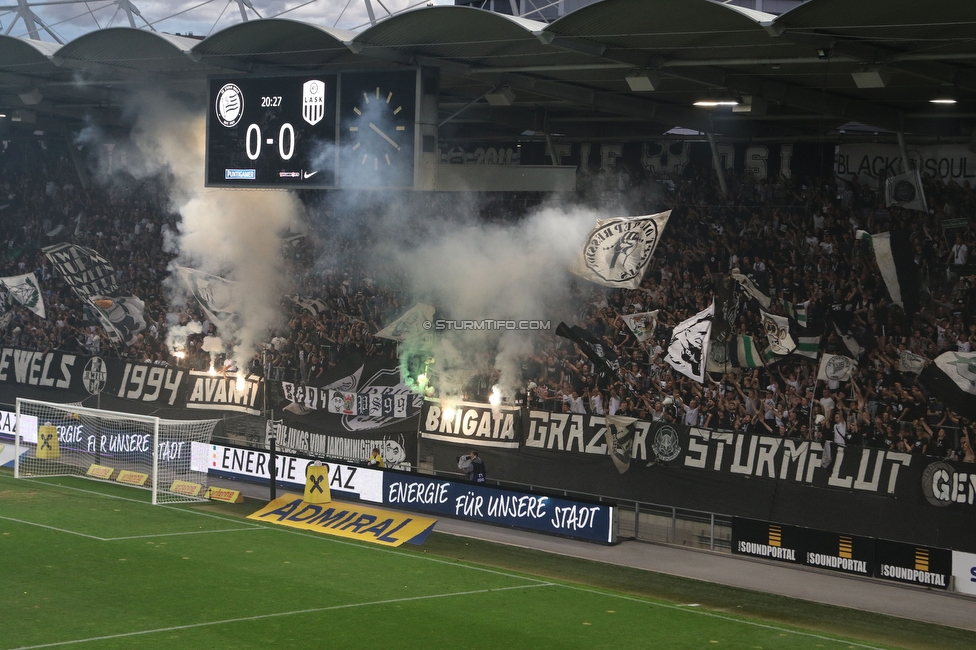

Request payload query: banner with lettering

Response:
[419,399,521,449]
[267,419,416,470]
[0,347,263,416]
[836,143,976,183]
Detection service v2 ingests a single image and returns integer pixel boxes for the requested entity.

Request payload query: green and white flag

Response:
[0,273,45,319]
[795,335,821,359]
[732,335,764,368]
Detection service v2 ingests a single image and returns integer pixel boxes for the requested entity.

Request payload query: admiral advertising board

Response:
[382,471,615,544]
[194,442,384,504]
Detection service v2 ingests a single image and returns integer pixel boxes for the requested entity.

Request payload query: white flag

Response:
[176,266,241,330]
[621,310,659,342]
[760,309,795,355]
[817,354,857,382]
[885,169,928,212]
[0,273,45,318]
[899,350,926,374]
[290,295,329,316]
[375,303,435,341]
[571,211,671,289]
[665,302,713,383]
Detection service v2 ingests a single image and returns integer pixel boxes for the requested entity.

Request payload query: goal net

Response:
[14,398,218,505]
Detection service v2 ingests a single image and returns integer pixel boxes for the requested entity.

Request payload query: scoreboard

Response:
[206,69,418,189]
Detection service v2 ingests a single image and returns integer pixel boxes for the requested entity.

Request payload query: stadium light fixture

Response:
[694,99,739,107]
[625,73,661,92]
[851,67,889,89]
[485,87,516,106]
[930,88,957,104]
[732,95,767,114]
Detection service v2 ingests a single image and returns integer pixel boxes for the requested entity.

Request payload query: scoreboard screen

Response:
[206,70,417,189]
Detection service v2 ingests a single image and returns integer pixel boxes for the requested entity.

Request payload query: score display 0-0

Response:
[206,70,417,189]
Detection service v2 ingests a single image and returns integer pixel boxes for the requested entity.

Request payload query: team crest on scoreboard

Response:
[303,80,326,126]
[215,83,244,128]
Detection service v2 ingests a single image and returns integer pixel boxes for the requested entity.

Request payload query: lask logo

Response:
[302,80,326,126]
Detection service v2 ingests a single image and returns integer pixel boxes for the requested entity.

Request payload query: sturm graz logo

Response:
[215,83,244,128]
[652,425,681,462]
[893,180,917,203]
[584,218,659,284]
[82,356,107,395]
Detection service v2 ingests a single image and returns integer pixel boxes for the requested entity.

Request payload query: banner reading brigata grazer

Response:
[419,399,520,449]
[383,472,614,544]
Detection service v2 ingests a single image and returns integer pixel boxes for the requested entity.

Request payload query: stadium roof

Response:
[1,0,975,144]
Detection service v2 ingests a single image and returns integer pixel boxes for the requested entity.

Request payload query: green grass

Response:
[0,472,972,650]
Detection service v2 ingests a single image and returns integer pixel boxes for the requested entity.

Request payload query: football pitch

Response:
[1,473,972,650]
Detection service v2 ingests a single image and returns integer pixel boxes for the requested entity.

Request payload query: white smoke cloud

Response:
[363,200,606,400]
[80,90,301,368]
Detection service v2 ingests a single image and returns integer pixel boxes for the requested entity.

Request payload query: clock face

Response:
[349,86,408,171]
[339,71,416,188]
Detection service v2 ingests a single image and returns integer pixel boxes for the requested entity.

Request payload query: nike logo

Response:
[303,170,319,179]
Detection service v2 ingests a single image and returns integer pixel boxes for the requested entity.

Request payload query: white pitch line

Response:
[0,515,108,541]
[9,583,554,649]
[554,583,887,650]
[104,527,267,541]
[21,478,264,527]
[7,478,894,648]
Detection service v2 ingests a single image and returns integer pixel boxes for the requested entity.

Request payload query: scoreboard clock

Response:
[206,70,419,189]
[337,70,417,189]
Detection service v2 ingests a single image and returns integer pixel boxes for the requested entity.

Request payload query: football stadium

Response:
[2,1,976,648]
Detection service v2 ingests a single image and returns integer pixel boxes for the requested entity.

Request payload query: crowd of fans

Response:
[1,139,974,462]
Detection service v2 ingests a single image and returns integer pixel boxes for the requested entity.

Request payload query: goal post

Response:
[15,398,218,504]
